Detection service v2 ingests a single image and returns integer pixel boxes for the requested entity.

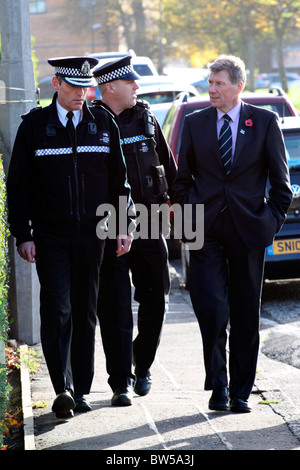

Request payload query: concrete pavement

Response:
[24,263,300,453]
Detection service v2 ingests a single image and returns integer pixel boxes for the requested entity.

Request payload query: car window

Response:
[257,103,293,117]
[138,91,178,104]
[163,104,178,142]
[284,131,300,167]
[133,64,154,76]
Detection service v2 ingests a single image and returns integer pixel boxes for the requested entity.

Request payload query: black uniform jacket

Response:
[93,100,177,204]
[7,94,131,245]
[173,102,293,250]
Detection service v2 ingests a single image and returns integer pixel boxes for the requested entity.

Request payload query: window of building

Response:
[29,0,46,14]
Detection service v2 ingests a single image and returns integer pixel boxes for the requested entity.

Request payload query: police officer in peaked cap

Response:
[93,55,177,406]
[7,56,132,418]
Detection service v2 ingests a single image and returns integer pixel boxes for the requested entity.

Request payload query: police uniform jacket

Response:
[93,100,177,206]
[7,94,131,246]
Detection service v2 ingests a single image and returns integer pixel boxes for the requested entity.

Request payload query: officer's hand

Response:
[17,241,36,263]
[116,235,132,257]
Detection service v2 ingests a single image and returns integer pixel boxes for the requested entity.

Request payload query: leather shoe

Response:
[52,390,75,418]
[134,375,152,396]
[230,397,251,413]
[208,387,229,411]
[74,396,92,412]
[111,386,133,406]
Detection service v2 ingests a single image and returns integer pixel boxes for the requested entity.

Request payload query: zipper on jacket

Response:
[68,176,73,215]
[81,173,86,215]
[73,158,80,222]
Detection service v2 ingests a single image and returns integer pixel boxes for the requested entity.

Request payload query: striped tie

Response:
[219,114,232,174]
[66,111,76,152]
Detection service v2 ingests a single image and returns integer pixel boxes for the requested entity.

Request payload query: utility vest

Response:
[119,101,168,205]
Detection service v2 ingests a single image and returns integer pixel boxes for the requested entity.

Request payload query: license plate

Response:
[267,238,300,255]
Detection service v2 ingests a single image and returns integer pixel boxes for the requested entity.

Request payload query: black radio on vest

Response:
[143,108,155,138]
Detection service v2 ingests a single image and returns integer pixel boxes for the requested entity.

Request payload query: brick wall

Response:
[30,0,119,79]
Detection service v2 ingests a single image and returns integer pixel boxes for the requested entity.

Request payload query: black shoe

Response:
[230,397,251,413]
[208,387,229,411]
[134,375,152,396]
[111,386,133,406]
[74,396,92,412]
[52,390,75,418]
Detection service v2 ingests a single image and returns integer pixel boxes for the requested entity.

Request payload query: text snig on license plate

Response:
[267,238,300,255]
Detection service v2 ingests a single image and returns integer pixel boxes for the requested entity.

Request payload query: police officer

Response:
[93,56,177,406]
[7,56,132,418]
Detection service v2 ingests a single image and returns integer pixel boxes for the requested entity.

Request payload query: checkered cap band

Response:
[55,66,93,78]
[95,65,134,84]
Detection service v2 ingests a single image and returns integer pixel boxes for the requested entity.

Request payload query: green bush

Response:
[0,154,10,449]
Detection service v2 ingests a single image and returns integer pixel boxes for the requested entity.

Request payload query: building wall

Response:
[30,0,119,79]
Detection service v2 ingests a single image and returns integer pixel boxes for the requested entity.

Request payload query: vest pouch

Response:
[151,164,168,197]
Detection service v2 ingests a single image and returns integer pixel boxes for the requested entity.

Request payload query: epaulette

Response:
[91,99,102,107]
[21,106,43,119]
[91,100,115,120]
[136,98,150,110]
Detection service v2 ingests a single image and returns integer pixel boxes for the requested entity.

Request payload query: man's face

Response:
[52,76,88,111]
[110,79,140,113]
[208,70,243,113]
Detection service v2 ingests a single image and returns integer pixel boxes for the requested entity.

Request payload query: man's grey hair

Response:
[208,55,247,86]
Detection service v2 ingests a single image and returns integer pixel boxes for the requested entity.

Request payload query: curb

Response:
[19,345,35,451]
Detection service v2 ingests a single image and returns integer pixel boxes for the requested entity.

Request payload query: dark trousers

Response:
[189,208,265,400]
[98,234,170,390]
[35,232,104,396]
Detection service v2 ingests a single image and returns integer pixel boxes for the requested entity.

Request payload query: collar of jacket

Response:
[47,92,95,128]
[91,99,116,119]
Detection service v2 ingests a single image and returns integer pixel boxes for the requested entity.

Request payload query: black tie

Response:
[219,114,232,174]
[66,111,76,152]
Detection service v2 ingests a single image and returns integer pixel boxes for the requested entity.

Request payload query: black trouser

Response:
[189,208,265,400]
[98,234,170,391]
[35,232,104,396]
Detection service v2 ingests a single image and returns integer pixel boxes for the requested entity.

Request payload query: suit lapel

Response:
[233,102,253,164]
[204,107,223,169]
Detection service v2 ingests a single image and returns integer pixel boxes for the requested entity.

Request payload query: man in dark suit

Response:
[173,55,292,413]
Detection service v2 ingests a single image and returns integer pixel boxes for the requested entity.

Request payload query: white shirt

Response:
[217,101,241,158]
[56,100,82,128]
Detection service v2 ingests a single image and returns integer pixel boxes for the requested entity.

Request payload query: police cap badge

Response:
[48,56,99,87]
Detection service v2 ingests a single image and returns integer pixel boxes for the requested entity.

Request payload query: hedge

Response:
[0,154,10,449]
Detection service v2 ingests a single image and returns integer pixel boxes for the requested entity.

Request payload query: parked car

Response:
[264,116,300,280]
[255,72,300,90]
[282,78,300,89]
[255,73,271,89]
[163,88,299,163]
[268,72,300,89]
[89,51,158,77]
[179,116,300,287]
[137,76,199,125]
[86,51,159,102]
[190,73,210,93]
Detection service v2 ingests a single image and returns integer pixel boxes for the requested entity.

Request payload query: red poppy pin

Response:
[245,119,253,127]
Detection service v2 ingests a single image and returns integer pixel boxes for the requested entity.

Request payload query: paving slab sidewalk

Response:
[23,266,300,454]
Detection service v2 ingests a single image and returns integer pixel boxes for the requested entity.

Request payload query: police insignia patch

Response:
[81,60,91,75]
[88,123,97,134]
